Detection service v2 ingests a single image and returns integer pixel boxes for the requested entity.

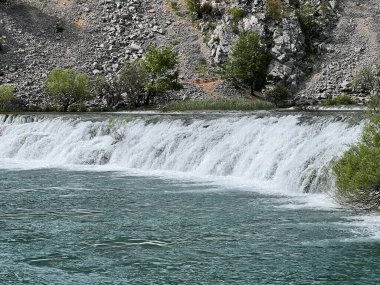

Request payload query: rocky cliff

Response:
[0,0,379,109]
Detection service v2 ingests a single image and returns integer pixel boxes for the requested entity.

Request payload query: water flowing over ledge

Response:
[0,112,364,194]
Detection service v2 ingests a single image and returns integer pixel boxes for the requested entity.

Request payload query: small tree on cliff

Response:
[46,68,90,111]
[225,32,271,95]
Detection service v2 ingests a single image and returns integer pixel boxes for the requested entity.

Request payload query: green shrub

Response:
[353,66,380,95]
[117,60,148,107]
[297,3,319,47]
[170,1,179,11]
[333,115,380,211]
[46,68,90,112]
[184,0,201,14]
[266,84,292,107]
[320,2,330,13]
[162,98,273,111]
[225,32,271,95]
[322,95,356,106]
[266,0,285,22]
[144,45,182,105]
[228,7,244,22]
[195,59,210,76]
[0,84,14,111]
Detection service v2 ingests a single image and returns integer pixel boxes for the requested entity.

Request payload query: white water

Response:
[0,113,363,194]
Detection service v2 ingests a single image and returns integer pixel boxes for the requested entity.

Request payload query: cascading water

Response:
[0,113,363,194]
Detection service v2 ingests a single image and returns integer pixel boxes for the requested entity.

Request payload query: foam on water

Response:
[0,113,363,195]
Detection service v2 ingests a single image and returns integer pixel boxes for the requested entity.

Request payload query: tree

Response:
[46,68,90,112]
[353,66,380,112]
[117,60,148,107]
[144,45,182,105]
[333,115,380,211]
[225,32,271,95]
[265,84,291,107]
[0,84,14,111]
[353,66,380,93]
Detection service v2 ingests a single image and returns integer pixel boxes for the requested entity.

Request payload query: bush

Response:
[46,68,90,112]
[297,3,319,47]
[225,32,271,95]
[352,66,380,111]
[322,95,356,106]
[353,66,380,95]
[170,1,179,11]
[162,98,273,111]
[266,0,285,22]
[228,7,244,22]
[333,115,380,211]
[184,0,201,14]
[117,60,148,107]
[228,7,244,34]
[265,84,291,107]
[0,84,14,111]
[144,45,182,105]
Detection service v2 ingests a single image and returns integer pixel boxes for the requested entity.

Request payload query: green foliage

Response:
[184,0,201,14]
[266,0,285,22]
[46,68,90,112]
[297,3,319,47]
[117,60,148,107]
[367,93,380,113]
[322,95,356,106]
[90,75,109,97]
[353,66,380,95]
[353,66,380,111]
[265,84,291,107]
[228,7,244,22]
[162,98,273,112]
[320,2,330,13]
[144,45,182,105]
[195,59,210,77]
[225,32,271,95]
[169,1,179,11]
[333,115,380,211]
[0,84,14,111]
[228,7,244,33]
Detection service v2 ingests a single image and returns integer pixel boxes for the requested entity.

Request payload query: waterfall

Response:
[0,113,363,193]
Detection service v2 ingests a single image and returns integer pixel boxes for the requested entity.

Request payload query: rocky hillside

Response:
[0,0,379,109]
[297,0,380,103]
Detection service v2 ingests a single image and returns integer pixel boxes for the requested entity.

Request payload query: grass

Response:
[162,98,273,111]
[321,95,356,106]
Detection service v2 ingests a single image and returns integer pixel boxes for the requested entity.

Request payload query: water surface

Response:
[1,168,379,284]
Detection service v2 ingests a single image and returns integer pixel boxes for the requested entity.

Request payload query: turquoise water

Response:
[1,168,380,284]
